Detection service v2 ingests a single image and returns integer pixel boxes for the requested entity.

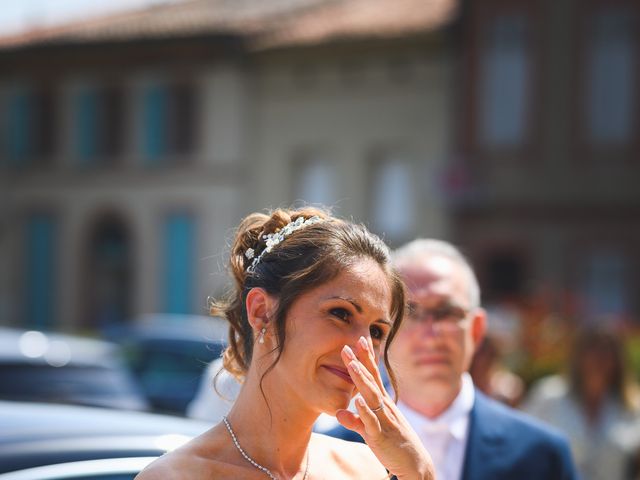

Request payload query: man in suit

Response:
[328,239,577,480]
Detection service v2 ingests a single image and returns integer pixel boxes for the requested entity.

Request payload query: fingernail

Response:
[349,360,360,374]
[358,336,368,351]
[356,396,366,407]
[343,345,356,360]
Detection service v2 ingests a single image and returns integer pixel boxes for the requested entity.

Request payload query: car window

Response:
[127,340,223,373]
[121,339,225,413]
[138,350,207,381]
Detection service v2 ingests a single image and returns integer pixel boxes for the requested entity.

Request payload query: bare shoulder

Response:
[311,433,388,479]
[136,426,241,480]
[135,452,186,480]
[135,438,213,480]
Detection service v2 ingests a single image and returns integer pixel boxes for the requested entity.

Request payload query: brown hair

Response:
[568,326,639,411]
[210,206,405,396]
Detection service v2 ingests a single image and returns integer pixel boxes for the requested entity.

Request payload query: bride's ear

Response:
[245,287,276,333]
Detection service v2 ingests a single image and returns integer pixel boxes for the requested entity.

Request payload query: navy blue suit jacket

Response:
[325,390,577,480]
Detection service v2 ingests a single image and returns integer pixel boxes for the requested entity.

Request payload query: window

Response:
[25,214,57,329]
[142,82,196,165]
[293,152,336,207]
[143,85,168,163]
[582,249,629,320]
[162,214,195,314]
[478,13,531,148]
[76,88,99,162]
[75,85,123,165]
[370,157,415,241]
[83,216,132,329]
[483,250,526,302]
[586,8,636,145]
[6,90,30,164]
[4,87,55,166]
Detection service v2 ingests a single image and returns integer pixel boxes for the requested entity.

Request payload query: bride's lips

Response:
[322,365,354,385]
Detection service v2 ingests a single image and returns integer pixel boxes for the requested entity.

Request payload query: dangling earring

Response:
[258,327,266,344]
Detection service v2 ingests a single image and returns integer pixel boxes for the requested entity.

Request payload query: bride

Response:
[136,207,433,479]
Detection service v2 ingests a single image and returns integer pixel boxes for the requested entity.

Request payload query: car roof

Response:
[103,314,229,347]
[0,400,210,442]
[0,456,157,480]
[0,435,183,474]
[135,314,228,340]
[0,328,121,367]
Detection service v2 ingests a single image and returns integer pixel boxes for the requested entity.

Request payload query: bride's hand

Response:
[337,337,435,480]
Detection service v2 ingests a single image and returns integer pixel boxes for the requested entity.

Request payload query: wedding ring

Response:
[371,402,384,412]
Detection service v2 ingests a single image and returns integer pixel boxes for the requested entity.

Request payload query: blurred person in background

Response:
[329,239,577,480]
[524,326,640,480]
[469,335,525,407]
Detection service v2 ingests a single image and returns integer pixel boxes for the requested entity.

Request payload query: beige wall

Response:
[5,176,243,330]
[0,64,249,330]
[1,36,455,330]
[249,43,453,243]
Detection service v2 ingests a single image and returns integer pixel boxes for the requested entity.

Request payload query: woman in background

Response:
[524,326,640,480]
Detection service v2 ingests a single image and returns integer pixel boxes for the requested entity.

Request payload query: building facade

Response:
[2,0,637,336]
[0,0,456,332]
[453,0,640,326]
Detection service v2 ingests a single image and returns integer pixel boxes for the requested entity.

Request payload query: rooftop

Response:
[0,0,458,50]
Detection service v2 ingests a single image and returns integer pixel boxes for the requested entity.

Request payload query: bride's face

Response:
[269,258,393,414]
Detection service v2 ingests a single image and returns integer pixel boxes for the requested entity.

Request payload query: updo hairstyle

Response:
[211,206,405,393]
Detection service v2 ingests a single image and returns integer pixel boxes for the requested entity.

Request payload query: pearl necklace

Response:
[222,416,310,480]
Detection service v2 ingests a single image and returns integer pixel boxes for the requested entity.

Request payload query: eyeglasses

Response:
[405,301,471,334]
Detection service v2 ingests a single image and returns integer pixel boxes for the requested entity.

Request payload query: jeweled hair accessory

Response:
[245,215,323,273]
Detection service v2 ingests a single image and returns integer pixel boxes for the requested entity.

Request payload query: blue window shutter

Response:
[143,85,167,164]
[76,89,98,164]
[8,91,31,165]
[163,214,194,314]
[25,214,56,329]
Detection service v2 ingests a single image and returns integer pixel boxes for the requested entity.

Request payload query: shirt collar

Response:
[398,373,475,441]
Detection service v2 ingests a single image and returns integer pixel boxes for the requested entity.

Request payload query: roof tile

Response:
[0,0,458,50]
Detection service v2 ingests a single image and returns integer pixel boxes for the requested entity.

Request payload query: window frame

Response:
[572,0,640,163]
[460,0,543,165]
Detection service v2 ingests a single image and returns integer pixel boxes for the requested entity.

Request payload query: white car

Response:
[0,400,211,478]
[0,457,156,480]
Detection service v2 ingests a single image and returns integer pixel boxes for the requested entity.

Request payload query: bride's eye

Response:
[370,324,385,341]
[330,307,350,321]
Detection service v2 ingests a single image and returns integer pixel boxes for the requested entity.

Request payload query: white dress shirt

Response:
[398,373,475,480]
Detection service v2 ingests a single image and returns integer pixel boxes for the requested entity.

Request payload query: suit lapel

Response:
[461,391,506,480]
